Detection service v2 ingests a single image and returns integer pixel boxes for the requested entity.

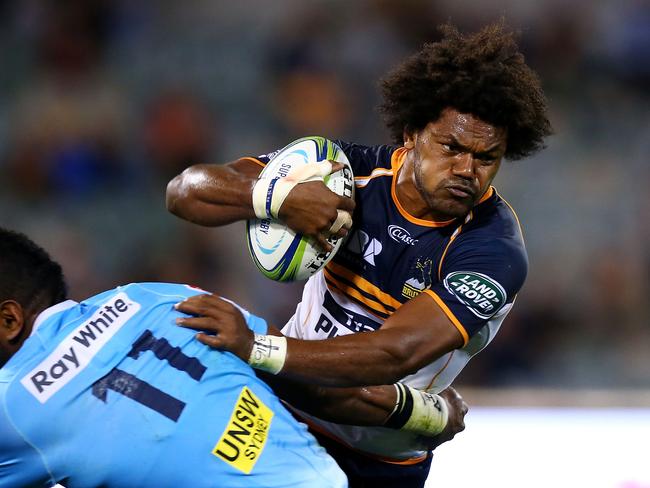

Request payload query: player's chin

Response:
[436,198,473,219]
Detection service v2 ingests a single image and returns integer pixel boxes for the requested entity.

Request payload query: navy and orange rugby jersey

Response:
[252,140,527,462]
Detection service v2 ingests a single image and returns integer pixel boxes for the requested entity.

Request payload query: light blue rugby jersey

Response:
[0,282,346,488]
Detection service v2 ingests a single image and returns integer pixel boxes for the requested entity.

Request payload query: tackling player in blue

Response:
[0,228,467,487]
[0,228,347,487]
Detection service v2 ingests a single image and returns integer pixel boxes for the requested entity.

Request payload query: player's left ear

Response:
[403,127,416,149]
[0,300,26,341]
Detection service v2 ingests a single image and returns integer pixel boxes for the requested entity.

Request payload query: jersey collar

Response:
[30,300,78,337]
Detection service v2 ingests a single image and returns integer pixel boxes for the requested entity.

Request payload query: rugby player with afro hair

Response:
[167,21,551,488]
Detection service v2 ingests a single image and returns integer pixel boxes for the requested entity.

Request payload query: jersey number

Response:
[91,330,207,421]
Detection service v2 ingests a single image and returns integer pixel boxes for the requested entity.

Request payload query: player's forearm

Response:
[260,372,396,425]
[264,294,464,387]
[166,160,260,226]
[277,328,436,387]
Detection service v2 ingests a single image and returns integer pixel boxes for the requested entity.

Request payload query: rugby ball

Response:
[246,136,354,282]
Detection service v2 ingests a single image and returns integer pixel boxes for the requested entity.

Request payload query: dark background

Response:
[1,0,648,390]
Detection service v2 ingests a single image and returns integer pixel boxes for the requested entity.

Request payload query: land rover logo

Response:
[388,225,418,246]
[443,271,506,319]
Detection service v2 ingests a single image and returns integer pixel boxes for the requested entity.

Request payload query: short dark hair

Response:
[379,21,552,160]
[0,228,68,312]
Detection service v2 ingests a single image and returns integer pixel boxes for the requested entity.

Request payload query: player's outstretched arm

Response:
[166,159,263,226]
[261,372,468,447]
[166,159,355,250]
[176,291,463,387]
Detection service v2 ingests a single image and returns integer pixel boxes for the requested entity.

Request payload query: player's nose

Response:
[451,153,475,178]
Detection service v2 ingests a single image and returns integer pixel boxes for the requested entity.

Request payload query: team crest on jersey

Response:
[443,271,506,319]
[345,229,382,266]
[212,386,274,474]
[401,257,433,298]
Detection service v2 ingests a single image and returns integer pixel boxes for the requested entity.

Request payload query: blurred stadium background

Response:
[0,1,647,486]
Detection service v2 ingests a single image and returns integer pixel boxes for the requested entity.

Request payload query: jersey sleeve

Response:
[0,391,52,487]
[132,283,269,335]
[423,235,528,344]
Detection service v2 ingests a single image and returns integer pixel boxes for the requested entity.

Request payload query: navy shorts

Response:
[309,429,433,488]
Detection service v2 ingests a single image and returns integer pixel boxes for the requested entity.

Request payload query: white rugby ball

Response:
[246,136,354,282]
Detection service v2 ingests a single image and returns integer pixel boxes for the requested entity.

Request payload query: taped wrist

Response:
[247,334,287,374]
[251,161,333,219]
[384,383,449,436]
[252,177,290,219]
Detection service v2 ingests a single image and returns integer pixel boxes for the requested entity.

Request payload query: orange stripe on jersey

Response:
[390,148,455,228]
[326,262,403,311]
[478,185,495,204]
[240,156,266,167]
[494,188,525,242]
[437,211,473,281]
[354,168,394,188]
[391,146,407,167]
[422,289,469,346]
[324,269,391,318]
[435,188,493,281]
[425,350,455,391]
[292,409,429,465]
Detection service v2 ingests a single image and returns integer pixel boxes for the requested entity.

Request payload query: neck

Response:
[395,153,426,218]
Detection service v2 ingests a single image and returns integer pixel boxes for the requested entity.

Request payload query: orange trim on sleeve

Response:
[240,156,266,168]
[422,290,469,346]
[437,225,462,281]
[437,211,474,281]
[494,188,525,241]
[425,351,455,391]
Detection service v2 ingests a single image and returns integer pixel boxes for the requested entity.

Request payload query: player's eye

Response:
[478,154,499,165]
[442,143,461,154]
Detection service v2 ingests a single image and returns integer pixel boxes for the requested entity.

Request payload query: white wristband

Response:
[251,161,334,219]
[252,177,274,219]
[404,387,448,435]
[247,334,287,374]
[385,383,449,436]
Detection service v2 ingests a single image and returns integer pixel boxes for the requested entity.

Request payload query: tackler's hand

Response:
[175,294,254,361]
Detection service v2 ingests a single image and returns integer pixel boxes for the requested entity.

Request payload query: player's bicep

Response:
[380,292,465,369]
[433,240,528,342]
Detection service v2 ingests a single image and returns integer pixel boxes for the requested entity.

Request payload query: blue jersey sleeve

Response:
[425,234,528,343]
[132,283,269,335]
